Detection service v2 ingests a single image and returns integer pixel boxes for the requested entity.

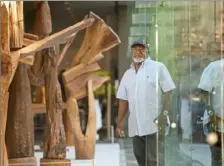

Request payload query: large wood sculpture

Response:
[30,2,68,165]
[1,1,120,164]
[66,80,96,159]
[1,4,11,166]
[61,12,121,159]
[6,62,36,165]
[71,13,120,66]
[40,47,71,165]
[1,2,37,166]
[5,2,37,163]
[30,2,119,165]
[0,1,102,166]
[62,62,101,146]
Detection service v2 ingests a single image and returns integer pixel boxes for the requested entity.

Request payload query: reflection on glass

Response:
[125,1,224,166]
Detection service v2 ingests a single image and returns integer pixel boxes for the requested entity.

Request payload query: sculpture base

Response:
[40,158,71,166]
[9,156,36,166]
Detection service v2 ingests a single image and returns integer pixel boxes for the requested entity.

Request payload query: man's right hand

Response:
[116,123,125,137]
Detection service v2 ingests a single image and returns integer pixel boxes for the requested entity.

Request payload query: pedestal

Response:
[9,156,36,166]
[40,158,71,166]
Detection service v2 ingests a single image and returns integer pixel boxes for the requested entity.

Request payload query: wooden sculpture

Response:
[1,2,37,166]
[1,4,11,166]
[72,13,120,66]
[66,72,110,100]
[40,47,71,165]
[61,12,121,159]
[0,1,100,166]
[30,2,68,165]
[29,2,117,165]
[1,1,121,164]
[6,62,36,165]
[0,1,45,165]
[66,80,96,159]
[62,54,104,146]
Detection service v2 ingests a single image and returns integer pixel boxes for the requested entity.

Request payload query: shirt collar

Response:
[130,56,151,68]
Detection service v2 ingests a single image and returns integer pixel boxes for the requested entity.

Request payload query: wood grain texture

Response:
[23,37,37,46]
[1,4,10,51]
[9,1,24,48]
[9,156,36,166]
[66,73,110,100]
[34,86,45,104]
[76,80,96,159]
[42,47,66,159]
[19,54,34,65]
[31,2,67,160]
[32,104,46,114]
[0,68,10,166]
[1,5,10,165]
[6,63,35,158]
[40,158,71,166]
[3,2,35,163]
[27,50,45,86]
[1,3,18,165]
[19,17,95,58]
[1,93,9,166]
[72,12,121,66]
[88,53,104,64]
[62,109,74,146]
[16,1,24,45]
[24,33,39,41]
[33,1,52,37]
[66,80,96,159]
[62,63,101,84]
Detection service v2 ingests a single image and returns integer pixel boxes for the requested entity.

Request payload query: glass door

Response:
[126,1,224,166]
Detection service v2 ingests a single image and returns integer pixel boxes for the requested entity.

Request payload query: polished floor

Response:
[34,130,210,166]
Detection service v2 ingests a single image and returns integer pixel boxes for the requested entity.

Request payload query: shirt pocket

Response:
[146,76,157,88]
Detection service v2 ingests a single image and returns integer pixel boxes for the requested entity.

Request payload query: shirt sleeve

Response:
[198,63,214,92]
[159,63,176,92]
[116,72,128,101]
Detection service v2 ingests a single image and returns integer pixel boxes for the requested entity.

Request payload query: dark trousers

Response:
[132,132,165,166]
[210,132,223,166]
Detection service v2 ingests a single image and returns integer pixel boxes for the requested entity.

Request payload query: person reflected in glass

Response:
[116,39,176,166]
[197,53,224,166]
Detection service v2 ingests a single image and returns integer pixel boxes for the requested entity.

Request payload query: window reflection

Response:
[126,1,224,166]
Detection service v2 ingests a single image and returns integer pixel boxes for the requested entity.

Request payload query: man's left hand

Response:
[154,113,167,126]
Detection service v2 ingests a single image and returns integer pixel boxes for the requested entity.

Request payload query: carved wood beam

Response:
[66,80,96,159]
[65,73,110,100]
[72,12,121,66]
[62,63,101,84]
[19,17,95,58]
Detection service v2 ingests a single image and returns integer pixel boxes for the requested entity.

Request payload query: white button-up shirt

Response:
[198,59,224,119]
[116,57,176,137]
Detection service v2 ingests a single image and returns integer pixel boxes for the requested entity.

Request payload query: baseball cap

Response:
[131,39,148,48]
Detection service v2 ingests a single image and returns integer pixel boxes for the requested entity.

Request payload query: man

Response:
[116,39,176,166]
[197,58,224,166]
[177,54,211,141]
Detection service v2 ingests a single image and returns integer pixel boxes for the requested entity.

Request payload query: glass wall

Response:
[127,1,224,166]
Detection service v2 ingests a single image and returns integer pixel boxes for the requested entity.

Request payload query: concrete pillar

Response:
[117,6,130,80]
[117,5,130,133]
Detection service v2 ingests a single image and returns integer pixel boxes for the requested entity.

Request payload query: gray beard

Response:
[133,57,145,63]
